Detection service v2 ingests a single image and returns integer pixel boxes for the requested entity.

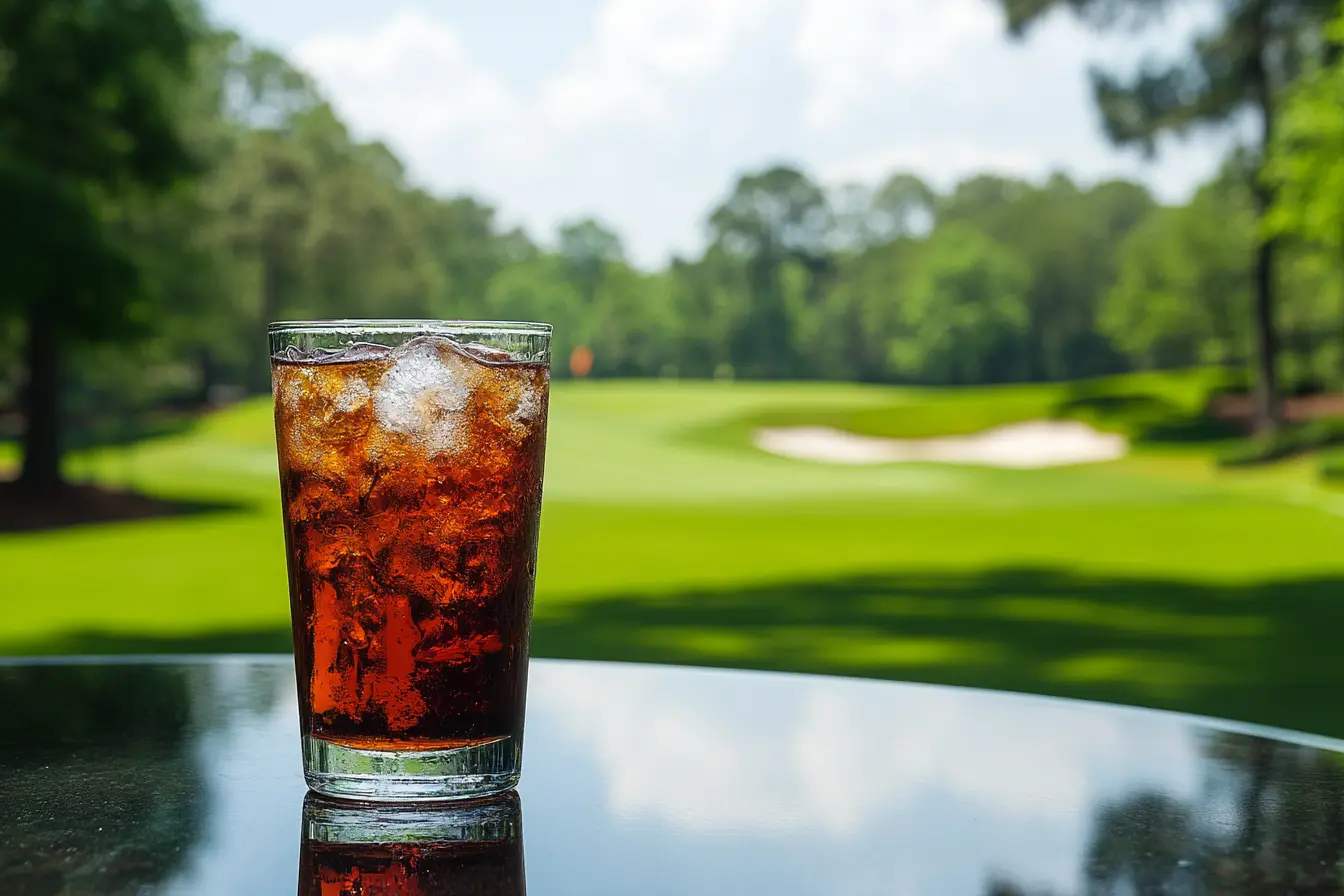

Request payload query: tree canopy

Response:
[993,0,1340,431]
[0,0,199,490]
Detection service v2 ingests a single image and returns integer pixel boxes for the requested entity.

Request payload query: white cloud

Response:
[139,657,1260,896]
[295,10,531,166]
[531,663,1200,839]
[543,0,773,132]
[796,0,997,129]
[286,0,1233,266]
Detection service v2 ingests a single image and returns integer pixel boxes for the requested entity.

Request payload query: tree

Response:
[587,264,679,377]
[297,111,447,323]
[485,256,587,376]
[888,223,1032,384]
[201,44,322,390]
[1102,178,1256,369]
[940,173,1154,380]
[416,195,512,316]
[124,28,260,405]
[664,249,749,378]
[0,0,199,493]
[938,174,1032,228]
[873,172,938,240]
[708,165,833,377]
[211,126,319,389]
[997,0,1337,431]
[1265,18,1344,256]
[829,173,937,252]
[829,182,880,252]
[557,217,625,303]
[1267,5,1344,386]
[812,236,921,381]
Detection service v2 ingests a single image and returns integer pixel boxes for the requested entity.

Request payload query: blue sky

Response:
[204,0,1236,267]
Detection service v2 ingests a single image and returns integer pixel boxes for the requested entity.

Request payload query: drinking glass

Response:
[270,320,550,801]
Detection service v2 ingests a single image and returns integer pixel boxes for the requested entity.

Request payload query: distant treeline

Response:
[0,43,1335,410]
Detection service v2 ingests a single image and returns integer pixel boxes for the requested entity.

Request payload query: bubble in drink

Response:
[272,335,549,752]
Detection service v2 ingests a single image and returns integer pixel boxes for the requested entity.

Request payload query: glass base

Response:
[302,735,520,802]
[303,790,522,843]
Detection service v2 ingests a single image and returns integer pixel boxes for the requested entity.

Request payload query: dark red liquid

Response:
[273,337,549,749]
[299,839,525,896]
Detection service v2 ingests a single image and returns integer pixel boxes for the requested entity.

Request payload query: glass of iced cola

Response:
[270,321,551,801]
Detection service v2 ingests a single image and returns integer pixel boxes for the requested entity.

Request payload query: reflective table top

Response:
[3,656,1344,894]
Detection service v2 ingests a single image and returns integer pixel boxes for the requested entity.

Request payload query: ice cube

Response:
[272,355,381,475]
[373,336,477,455]
[507,370,546,436]
[283,365,373,420]
[276,365,312,416]
[334,378,371,413]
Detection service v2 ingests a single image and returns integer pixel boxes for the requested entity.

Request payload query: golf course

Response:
[6,371,1344,737]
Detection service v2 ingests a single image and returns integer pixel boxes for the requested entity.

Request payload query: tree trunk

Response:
[1251,237,1281,433]
[17,301,63,493]
[195,346,217,407]
[1249,3,1282,435]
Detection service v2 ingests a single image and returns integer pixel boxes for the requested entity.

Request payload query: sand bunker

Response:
[753,420,1128,469]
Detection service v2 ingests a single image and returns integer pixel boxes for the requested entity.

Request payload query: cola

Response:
[299,791,525,895]
[273,334,549,754]
[299,839,525,896]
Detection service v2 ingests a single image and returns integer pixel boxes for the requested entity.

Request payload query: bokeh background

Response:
[5,0,1344,740]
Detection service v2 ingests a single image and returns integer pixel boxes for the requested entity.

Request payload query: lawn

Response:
[5,373,1344,736]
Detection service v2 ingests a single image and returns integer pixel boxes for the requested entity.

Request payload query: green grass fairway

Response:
[5,374,1344,736]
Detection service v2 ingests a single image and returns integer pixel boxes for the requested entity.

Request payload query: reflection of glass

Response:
[271,321,552,801]
[298,791,526,895]
[0,664,206,891]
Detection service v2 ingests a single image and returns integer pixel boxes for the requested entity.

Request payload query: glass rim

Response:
[268,319,552,337]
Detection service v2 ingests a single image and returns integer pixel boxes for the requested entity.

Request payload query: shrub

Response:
[1320,449,1344,484]
[1218,419,1344,468]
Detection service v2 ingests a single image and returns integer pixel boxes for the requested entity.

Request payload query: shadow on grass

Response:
[10,628,297,655]
[533,567,1344,739]
[63,412,202,453]
[10,567,1344,738]
[0,481,249,533]
[1052,391,1241,445]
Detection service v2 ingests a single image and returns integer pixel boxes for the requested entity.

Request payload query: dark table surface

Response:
[4,656,1344,895]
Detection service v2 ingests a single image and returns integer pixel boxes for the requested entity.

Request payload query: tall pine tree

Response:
[997,0,1335,431]
[0,0,198,492]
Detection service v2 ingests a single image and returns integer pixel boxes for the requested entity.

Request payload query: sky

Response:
[203,0,1238,267]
